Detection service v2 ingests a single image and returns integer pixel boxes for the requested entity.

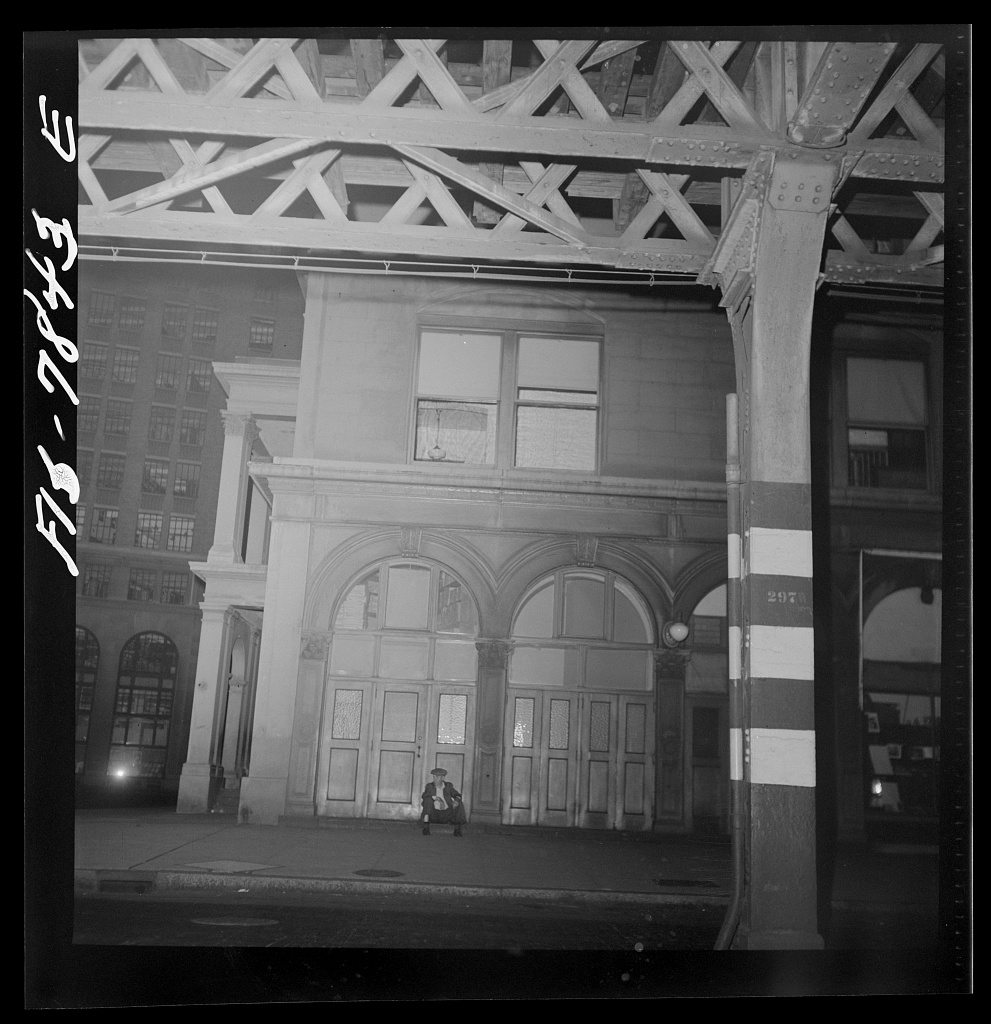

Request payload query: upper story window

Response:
[80,342,108,379]
[248,319,275,353]
[191,307,219,344]
[111,347,140,384]
[179,410,207,446]
[78,396,101,432]
[156,353,182,390]
[104,399,132,436]
[414,329,600,471]
[161,303,188,339]
[87,291,115,327]
[118,298,147,332]
[845,357,929,490]
[148,406,175,443]
[186,358,213,394]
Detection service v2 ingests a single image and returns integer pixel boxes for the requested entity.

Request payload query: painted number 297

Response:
[767,590,805,604]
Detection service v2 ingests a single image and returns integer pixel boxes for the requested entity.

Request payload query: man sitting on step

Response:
[420,767,467,837]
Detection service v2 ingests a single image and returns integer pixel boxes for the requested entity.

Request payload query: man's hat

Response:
[430,767,448,776]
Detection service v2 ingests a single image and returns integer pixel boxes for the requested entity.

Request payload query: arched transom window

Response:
[330,560,479,682]
[109,632,178,779]
[75,627,99,774]
[510,570,655,691]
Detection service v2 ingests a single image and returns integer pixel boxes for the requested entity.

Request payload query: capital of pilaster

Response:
[300,631,332,661]
[221,410,260,443]
[475,639,510,670]
[654,647,691,680]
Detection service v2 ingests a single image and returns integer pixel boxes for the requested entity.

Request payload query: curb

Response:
[74,869,731,908]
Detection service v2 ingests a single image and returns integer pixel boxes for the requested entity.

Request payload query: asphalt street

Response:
[74,889,723,950]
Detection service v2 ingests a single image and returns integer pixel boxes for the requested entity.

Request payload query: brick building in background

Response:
[74,262,304,804]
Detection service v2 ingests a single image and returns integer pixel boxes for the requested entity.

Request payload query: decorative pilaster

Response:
[654,648,691,824]
[177,605,233,813]
[209,410,260,563]
[473,639,510,822]
[285,631,332,815]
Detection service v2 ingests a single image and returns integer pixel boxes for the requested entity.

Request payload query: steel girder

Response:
[77,37,946,292]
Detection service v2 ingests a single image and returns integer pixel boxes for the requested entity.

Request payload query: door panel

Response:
[317,682,373,817]
[369,684,427,818]
[504,688,654,830]
[317,679,474,821]
[689,701,727,834]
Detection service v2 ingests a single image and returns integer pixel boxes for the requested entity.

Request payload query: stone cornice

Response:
[252,459,727,509]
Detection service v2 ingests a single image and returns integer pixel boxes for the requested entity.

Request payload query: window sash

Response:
[79,344,108,378]
[156,354,182,389]
[148,407,174,442]
[415,328,600,470]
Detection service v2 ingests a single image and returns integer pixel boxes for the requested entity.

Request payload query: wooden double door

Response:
[503,688,654,830]
[317,680,475,820]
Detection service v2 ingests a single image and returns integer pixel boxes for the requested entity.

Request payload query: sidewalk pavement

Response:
[72,807,940,933]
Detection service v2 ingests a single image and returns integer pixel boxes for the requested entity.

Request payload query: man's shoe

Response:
[422,827,430,835]
[453,828,462,837]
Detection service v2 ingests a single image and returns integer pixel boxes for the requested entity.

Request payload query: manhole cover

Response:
[653,878,720,889]
[190,917,279,927]
[353,869,405,878]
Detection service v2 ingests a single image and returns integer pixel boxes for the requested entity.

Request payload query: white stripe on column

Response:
[749,527,813,578]
[750,727,816,787]
[750,624,814,680]
[729,624,742,680]
[727,533,741,578]
[730,727,744,781]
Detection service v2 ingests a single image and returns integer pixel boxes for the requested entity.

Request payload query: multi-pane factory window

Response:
[148,406,175,443]
[179,409,207,446]
[160,572,188,606]
[117,298,147,331]
[161,303,188,338]
[78,396,101,432]
[191,307,219,343]
[75,627,99,773]
[253,284,275,302]
[186,358,213,394]
[97,453,126,490]
[111,347,140,384]
[104,399,132,437]
[173,461,201,499]
[156,353,182,389]
[127,569,156,602]
[82,563,112,598]
[89,508,118,545]
[141,458,170,494]
[79,342,108,379]
[109,632,178,780]
[75,503,87,531]
[77,450,93,487]
[87,291,115,326]
[248,318,275,353]
[134,512,163,549]
[167,514,195,553]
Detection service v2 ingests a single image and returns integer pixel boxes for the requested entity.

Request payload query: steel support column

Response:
[730,151,838,949]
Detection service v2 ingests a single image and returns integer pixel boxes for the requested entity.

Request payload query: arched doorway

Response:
[863,586,941,824]
[504,569,656,830]
[315,559,480,821]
